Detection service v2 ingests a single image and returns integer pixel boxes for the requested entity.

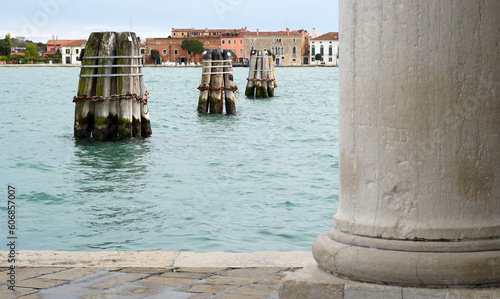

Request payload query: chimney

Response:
[312,28,317,38]
[286,28,290,36]
[256,28,259,36]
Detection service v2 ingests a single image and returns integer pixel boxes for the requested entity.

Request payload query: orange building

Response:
[220,35,245,58]
[145,37,221,64]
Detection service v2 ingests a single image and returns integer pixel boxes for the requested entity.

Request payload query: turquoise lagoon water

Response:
[0,66,339,252]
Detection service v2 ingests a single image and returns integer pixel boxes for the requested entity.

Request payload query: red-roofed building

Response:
[44,39,86,64]
[60,40,87,65]
[310,32,339,65]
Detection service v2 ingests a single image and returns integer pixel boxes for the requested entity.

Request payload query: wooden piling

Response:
[245,50,257,97]
[93,32,116,141]
[222,50,236,114]
[197,49,213,113]
[209,50,223,114]
[260,50,269,98]
[74,31,151,140]
[139,68,152,137]
[131,34,142,138]
[74,33,100,138]
[254,51,263,98]
[115,32,133,139]
[266,50,275,97]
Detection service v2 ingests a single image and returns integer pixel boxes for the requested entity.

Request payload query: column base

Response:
[279,265,500,299]
[311,230,500,287]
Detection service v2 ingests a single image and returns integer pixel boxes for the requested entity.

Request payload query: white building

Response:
[310,32,339,66]
[60,40,86,65]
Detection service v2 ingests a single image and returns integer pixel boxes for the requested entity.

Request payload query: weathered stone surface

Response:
[138,276,193,287]
[178,283,233,293]
[204,275,258,285]
[174,251,314,268]
[232,284,277,296]
[0,250,177,268]
[279,265,345,299]
[220,268,284,278]
[16,278,69,289]
[89,273,149,289]
[306,0,500,292]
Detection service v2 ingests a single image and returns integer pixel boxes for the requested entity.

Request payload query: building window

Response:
[205,41,209,45]
[293,38,296,43]
[174,49,178,55]
[240,40,242,44]
[292,58,296,62]
[251,38,254,43]
[251,46,254,52]
[162,49,167,55]
[65,49,70,54]
[222,40,225,44]
[329,45,333,56]
[281,46,284,55]
[141,49,145,54]
[156,41,160,45]
[320,45,324,56]
[233,40,236,44]
[76,49,79,54]
[228,40,231,45]
[239,49,242,54]
[312,45,315,55]
[329,57,333,62]
[292,46,296,55]
[65,56,70,64]
[271,46,274,55]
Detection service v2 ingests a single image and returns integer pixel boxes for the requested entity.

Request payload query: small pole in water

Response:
[222,50,236,114]
[209,50,223,114]
[197,49,213,113]
[245,50,257,97]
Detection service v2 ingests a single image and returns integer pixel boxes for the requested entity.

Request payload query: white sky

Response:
[0,0,339,43]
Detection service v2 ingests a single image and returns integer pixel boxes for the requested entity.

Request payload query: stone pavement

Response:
[0,251,315,299]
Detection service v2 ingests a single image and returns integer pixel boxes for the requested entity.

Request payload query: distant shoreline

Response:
[0,64,338,68]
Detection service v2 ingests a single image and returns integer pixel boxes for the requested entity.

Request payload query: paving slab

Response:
[174,251,314,268]
[204,275,258,286]
[220,268,285,278]
[0,286,38,297]
[88,272,149,289]
[138,276,194,287]
[231,284,279,296]
[0,251,178,268]
[178,283,235,294]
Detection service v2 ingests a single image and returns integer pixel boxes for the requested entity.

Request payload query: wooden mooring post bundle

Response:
[245,50,276,98]
[197,49,238,114]
[74,32,152,140]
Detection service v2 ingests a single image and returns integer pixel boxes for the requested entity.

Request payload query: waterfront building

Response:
[220,34,246,58]
[310,32,339,65]
[145,37,221,64]
[60,40,86,65]
[244,28,306,66]
[172,27,248,38]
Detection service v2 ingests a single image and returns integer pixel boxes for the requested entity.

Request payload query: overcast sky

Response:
[1,0,339,43]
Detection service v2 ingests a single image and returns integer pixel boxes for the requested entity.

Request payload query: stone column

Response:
[312,0,499,287]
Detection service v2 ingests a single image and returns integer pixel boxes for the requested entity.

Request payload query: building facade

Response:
[221,36,245,58]
[244,29,304,66]
[145,37,221,64]
[60,40,86,65]
[310,32,339,65]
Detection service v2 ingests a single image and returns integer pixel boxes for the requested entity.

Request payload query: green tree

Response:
[25,44,38,61]
[229,50,237,59]
[5,34,12,48]
[150,49,160,64]
[54,49,62,63]
[315,53,322,63]
[0,40,10,56]
[180,39,204,62]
